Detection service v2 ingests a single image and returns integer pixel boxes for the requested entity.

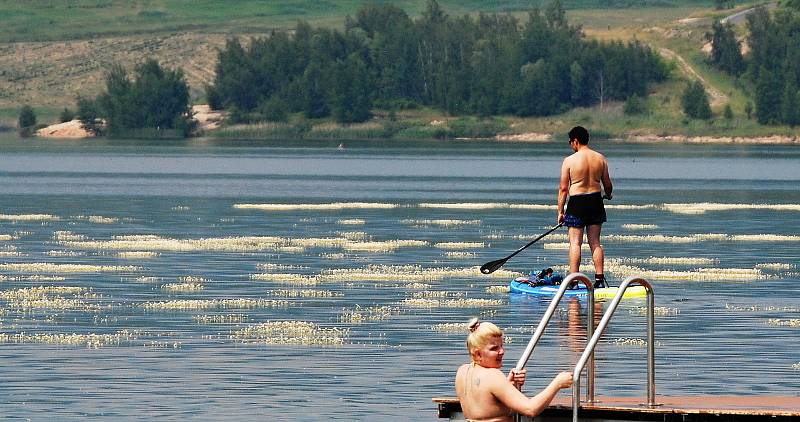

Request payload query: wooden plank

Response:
[433,395,800,417]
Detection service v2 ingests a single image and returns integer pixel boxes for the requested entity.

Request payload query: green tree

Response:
[624,94,647,115]
[88,60,193,137]
[780,79,800,126]
[18,105,36,129]
[708,20,744,75]
[754,66,782,124]
[258,95,288,122]
[18,105,36,137]
[723,104,734,120]
[330,54,372,123]
[681,81,711,119]
[59,107,75,123]
[76,96,103,135]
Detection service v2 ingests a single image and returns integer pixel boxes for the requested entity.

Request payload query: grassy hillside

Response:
[0,0,719,42]
[2,0,793,139]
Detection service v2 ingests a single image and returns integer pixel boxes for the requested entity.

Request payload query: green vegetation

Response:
[209,1,667,125]
[0,0,721,42]
[5,0,800,141]
[682,80,712,119]
[77,59,194,137]
[17,105,36,136]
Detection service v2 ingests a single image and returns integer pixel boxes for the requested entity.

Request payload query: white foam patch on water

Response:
[0,214,60,222]
[611,338,657,347]
[193,314,248,324]
[337,219,365,225]
[231,321,349,346]
[444,251,477,259]
[74,215,119,224]
[117,251,159,259]
[730,234,800,242]
[509,204,556,210]
[44,250,84,257]
[250,273,318,286]
[0,330,135,348]
[630,306,680,316]
[141,298,290,311]
[766,319,800,327]
[257,263,310,271]
[0,234,15,241]
[401,298,503,308]
[543,242,590,250]
[609,256,717,265]
[0,286,100,311]
[726,303,800,312]
[419,202,509,209]
[621,224,659,230]
[336,231,370,241]
[605,234,700,243]
[234,202,397,211]
[430,323,466,333]
[434,242,485,249]
[755,262,795,270]
[485,285,510,294]
[53,231,85,241]
[606,204,657,210]
[608,263,770,281]
[340,305,400,323]
[342,239,428,252]
[401,219,481,226]
[0,263,138,273]
[162,283,204,293]
[661,203,800,214]
[266,289,343,298]
[61,235,284,252]
[0,251,23,257]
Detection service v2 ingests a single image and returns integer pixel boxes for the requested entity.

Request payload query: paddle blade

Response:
[480,258,507,274]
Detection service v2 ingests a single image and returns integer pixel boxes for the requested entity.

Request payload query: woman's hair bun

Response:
[468,317,480,332]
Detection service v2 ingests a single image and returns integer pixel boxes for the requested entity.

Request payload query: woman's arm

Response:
[492,371,573,417]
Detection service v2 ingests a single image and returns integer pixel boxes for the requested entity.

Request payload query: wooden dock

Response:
[433,395,800,421]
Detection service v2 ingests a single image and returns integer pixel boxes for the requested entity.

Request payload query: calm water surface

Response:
[0,136,798,421]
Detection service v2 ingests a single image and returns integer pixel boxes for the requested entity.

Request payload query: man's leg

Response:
[568,226,584,273]
[586,224,605,286]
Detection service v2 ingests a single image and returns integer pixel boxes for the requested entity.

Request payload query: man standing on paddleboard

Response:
[557,126,613,288]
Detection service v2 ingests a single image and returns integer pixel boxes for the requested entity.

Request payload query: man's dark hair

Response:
[568,126,589,145]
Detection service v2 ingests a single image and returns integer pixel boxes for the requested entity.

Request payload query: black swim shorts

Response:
[564,192,606,228]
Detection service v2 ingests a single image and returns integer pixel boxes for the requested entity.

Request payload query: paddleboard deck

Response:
[509,277,646,299]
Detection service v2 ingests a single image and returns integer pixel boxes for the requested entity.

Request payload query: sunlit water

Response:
[0,136,798,421]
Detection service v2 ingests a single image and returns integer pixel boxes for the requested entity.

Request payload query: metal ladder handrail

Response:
[571,276,657,422]
[515,273,597,401]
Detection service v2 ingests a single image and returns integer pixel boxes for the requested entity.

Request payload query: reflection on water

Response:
[0,137,798,420]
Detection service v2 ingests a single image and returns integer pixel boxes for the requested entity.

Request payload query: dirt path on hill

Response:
[658,47,728,107]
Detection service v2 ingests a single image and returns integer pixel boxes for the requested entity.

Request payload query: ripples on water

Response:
[0,138,798,420]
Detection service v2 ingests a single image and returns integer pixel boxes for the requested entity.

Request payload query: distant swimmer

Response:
[455,318,573,421]
[337,143,345,150]
[557,126,613,288]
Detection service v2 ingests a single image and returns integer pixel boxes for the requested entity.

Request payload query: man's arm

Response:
[557,158,570,224]
[601,158,613,200]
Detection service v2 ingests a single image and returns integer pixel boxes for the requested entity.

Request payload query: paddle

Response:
[480,223,564,274]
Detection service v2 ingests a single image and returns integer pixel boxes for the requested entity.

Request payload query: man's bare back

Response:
[563,148,609,197]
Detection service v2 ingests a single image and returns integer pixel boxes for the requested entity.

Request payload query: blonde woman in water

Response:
[455,318,573,421]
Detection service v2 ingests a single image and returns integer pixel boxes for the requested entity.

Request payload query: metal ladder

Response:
[514,273,598,401]
[571,276,658,422]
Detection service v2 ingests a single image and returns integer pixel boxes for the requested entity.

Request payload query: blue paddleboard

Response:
[509,277,646,299]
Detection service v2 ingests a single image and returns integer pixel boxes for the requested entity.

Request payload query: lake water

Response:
[0,136,798,421]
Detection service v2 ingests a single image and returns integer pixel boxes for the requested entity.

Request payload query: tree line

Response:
[207,0,669,124]
[708,5,800,125]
